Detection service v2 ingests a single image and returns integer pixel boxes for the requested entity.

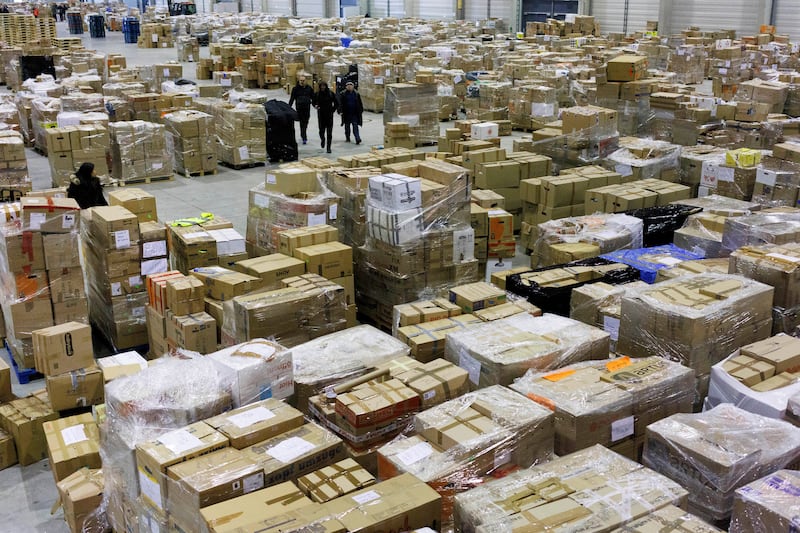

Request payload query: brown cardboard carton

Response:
[607,55,649,82]
[0,358,11,403]
[45,365,104,412]
[43,233,81,269]
[166,311,217,354]
[56,468,105,533]
[293,242,353,279]
[190,266,261,301]
[136,422,229,512]
[264,167,319,195]
[166,276,205,315]
[235,254,306,289]
[21,197,81,234]
[296,458,376,503]
[89,205,141,250]
[3,229,45,272]
[108,188,158,223]
[278,225,339,257]
[52,298,89,325]
[448,282,507,313]
[335,379,421,428]
[199,482,312,533]
[8,299,54,340]
[0,428,16,470]
[617,504,724,532]
[43,413,101,482]
[731,470,800,532]
[229,504,345,533]
[32,322,94,377]
[48,267,86,304]
[205,399,304,449]
[393,358,470,408]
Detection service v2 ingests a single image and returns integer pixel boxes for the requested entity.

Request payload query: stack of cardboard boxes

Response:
[167,215,245,274]
[109,121,173,184]
[138,23,174,48]
[384,83,439,146]
[45,125,109,187]
[0,396,57,467]
[164,110,217,176]
[0,131,30,200]
[215,103,267,168]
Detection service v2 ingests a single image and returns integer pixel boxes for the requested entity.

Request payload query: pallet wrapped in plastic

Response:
[512,356,694,457]
[384,82,439,145]
[530,122,620,170]
[508,84,558,130]
[570,280,649,350]
[109,121,173,184]
[722,211,800,255]
[177,35,200,62]
[102,82,148,98]
[751,156,800,208]
[31,96,61,154]
[324,167,383,248]
[358,59,389,112]
[604,138,681,181]
[215,103,266,167]
[60,92,107,114]
[654,258,731,282]
[730,470,800,533]
[532,213,643,268]
[643,404,800,524]
[617,273,774,402]
[0,95,20,130]
[445,313,609,389]
[46,123,110,187]
[377,385,554,525]
[0,131,31,199]
[453,444,688,533]
[615,505,724,532]
[163,110,216,175]
[600,243,706,284]
[291,324,410,414]
[97,355,231,533]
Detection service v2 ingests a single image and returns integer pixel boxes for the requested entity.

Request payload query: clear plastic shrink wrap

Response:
[445,313,609,389]
[599,244,705,284]
[324,166,383,248]
[30,96,61,154]
[750,156,800,208]
[654,258,731,282]
[730,470,800,533]
[603,138,681,181]
[0,130,31,199]
[377,385,554,524]
[215,103,266,167]
[643,404,800,524]
[511,357,694,457]
[98,355,231,533]
[384,82,439,145]
[291,324,411,413]
[46,123,110,187]
[722,211,800,254]
[453,444,688,533]
[163,110,217,175]
[613,505,725,532]
[109,121,173,183]
[532,213,643,268]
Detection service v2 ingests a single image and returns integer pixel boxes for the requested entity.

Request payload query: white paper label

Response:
[659,257,683,266]
[397,442,433,466]
[615,164,633,177]
[717,166,735,183]
[254,194,269,208]
[221,77,232,86]
[756,168,778,187]
[266,436,315,463]
[603,316,620,342]
[114,230,131,250]
[29,212,46,230]
[329,204,338,220]
[564,13,576,23]
[228,406,276,428]
[374,76,384,85]
[143,241,167,259]
[158,429,204,456]
[719,67,728,75]
[611,415,635,442]
[308,212,327,226]
[531,102,555,117]
[152,33,159,43]
[494,449,511,470]
[163,68,171,77]
[142,258,168,275]
[138,470,163,510]
[61,424,89,446]
[423,390,436,401]
[266,174,276,184]
[701,161,719,188]
[766,253,800,263]
[132,306,145,317]
[454,74,463,84]
[62,214,75,229]
[352,490,381,505]
[111,283,122,297]
[459,349,481,385]
[243,472,264,494]
[153,162,164,170]
[129,275,142,287]
[238,146,249,160]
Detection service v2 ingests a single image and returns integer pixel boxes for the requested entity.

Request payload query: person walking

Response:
[338,81,363,144]
[313,81,338,154]
[288,76,314,145]
[67,162,108,209]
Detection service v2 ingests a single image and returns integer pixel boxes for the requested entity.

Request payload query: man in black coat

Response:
[338,81,363,145]
[288,76,314,145]
[313,81,338,153]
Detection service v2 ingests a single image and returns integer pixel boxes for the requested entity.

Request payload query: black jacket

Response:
[313,89,338,123]
[289,84,314,110]
[67,175,108,209]
[338,89,363,126]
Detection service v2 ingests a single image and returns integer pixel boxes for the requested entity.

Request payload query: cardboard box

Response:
[190,266,261,300]
[731,470,800,532]
[56,468,105,533]
[108,188,158,222]
[48,267,85,304]
[226,505,345,533]
[294,242,353,279]
[335,379,420,429]
[43,233,81,270]
[264,167,319,196]
[449,282,507,313]
[278,225,339,257]
[205,399,304,449]
[96,351,148,382]
[21,197,81,234]
[45,365,104,412]
[0,358,11,403]
[392,358,470,408]
[297,458,376,503]
[166,276,205,315]
[89,205,140,250]
[235,254,306,289]
[199,482,313,533]
[43,413,101,482]
[3,230,45,272]
[136,422,229,512]
[0,428,16,470]
[53,298,89,325]
[607,55,649,82]
[166,311,217,354]
[207,339,294,406]
[8,299,54,340]
[32,322,94,377]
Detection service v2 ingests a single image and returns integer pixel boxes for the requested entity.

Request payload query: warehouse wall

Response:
[412,0,456,20]
[774,0,800,41]
[464,0,514,31]
[589,0,658,34]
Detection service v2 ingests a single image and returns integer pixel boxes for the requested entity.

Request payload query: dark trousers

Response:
[319,117,333,150]
[344,120,361,143]
[297,106,310,141]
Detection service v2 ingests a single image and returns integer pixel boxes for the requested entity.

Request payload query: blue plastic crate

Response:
[600,244,705,284]
[4,341,43,385]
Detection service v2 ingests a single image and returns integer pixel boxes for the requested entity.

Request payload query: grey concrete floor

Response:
[0,20,532,532]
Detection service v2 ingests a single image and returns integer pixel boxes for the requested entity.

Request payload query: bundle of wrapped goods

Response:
[357,171,479,329]
[468,81,511,122]
[508,84,559,130]
[667,44,707,84]
[730,470,800,532]
[166,214,241,273]
[56,468,106,533]
[324,166,393,247]
[45,125,110,187]
[163,110,217,176]
[453,444,688,532]
[221,273,347,348]
[654,258,731,281]
[0,197,85,369]
[750,155,800,208]
[247,168,339,255]
[599,243,705,284]
[215,103,267,168]
[693,147,766,200]
[177,36,199,62]
[384,83,439,146]
[109,121,173,184]
[673,209,750,259]
[138,23,174,48]
[531,213,643,268]
[721,211,800,255]
[512,356,694,459]
[377,385,554,523]
[81,205,148,351]
[617,273,774,404]
[531,106,620,169]
[0,396,57,467]
[603,138,682,181]
[358,59,389,112]
[585,178,692,215]
[738,78,790,114]
[643,404,800,524]
[30,96,61,154]
[445,312,609,389]
[569,280,649,350]
[0,131,31,200]
[100,356,231,533]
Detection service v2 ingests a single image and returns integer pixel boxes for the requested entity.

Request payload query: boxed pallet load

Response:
[206,339,293,406]
[377,385,554,522]
[655,258,731,282]
[0,131,31,198]
[722,211,800,255]
[384,83,440,146]
[600,243,705,283]
[730,470,800,533]
[216,103,267,167]
[163,110,217,175]
[56,468,106,533]
[46,124,109,187]
[603,138,681,181]
[643,404,800,523]
[453,444,687,532]
[199,481,312,533]
[0,396,58,466]
[109,121,173,184]
[444,313,610,388]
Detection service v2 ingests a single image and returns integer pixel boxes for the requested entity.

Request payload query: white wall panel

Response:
[774,0,800,41]
[264,0,292,14]
[590,0,659,34]
[465,0,514,30]
[413,0,455,20]
[370,0,407,17]
[296,0,325,16]
[665,0,764,36]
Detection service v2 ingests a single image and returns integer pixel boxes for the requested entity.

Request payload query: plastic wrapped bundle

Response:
[533,213,643,268]
[453,444,688,533]
[445,313,610,388]
[600,244,706,284]
[377,385,554,524]
[508,84,558,130]
[618,505,725,532]
[0,131,31,198]
[357,59,389,112]
[730,470,800,532]
[384,82,439,145]
[751,156,800,208]
[291,324,410,413]
[324,167,381,248]
[30,96,61,154]
[215,103,266,167]
[673,211,740,259]
[102,82,148,98]
[109,121,173,184]
[625,204,701,247]
[655,258,731,282]
[643,404,800,523]
[45,124,110,187]
[673,194,761,214]
[511,357,694,457]
[722,211,800,254]
[177,35,200,62]
[163,110,217,175]
[61,92,106,114]
[604,138,682,181]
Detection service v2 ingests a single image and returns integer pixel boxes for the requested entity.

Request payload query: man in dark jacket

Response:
[338,81,363,145]
[288,76,314,145]
[67,162,108,209]
[313,81,338,153]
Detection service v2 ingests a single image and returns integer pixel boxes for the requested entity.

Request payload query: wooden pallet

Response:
[182,168,217,178]
[218,160,265,171]
[115,174,174,186]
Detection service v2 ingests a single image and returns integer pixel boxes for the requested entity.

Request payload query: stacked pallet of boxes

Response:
[533,105,620,169]
[384,83,439,146]
[45,125,109,187]
[324,166,383,248]
[109,121,173,184]
[0,197,84,370]
[150,272,218,356]
[176,36,199,62]
[167,215,245,274]
[0,131,30,200]
[138,23,173,48]
[82,205,148,351]
[215,103,267,168]
[163,110,217,176]
[508,84,559,131]
[0,395,57,468]
[358,59,389,112]
[30,96,61,155]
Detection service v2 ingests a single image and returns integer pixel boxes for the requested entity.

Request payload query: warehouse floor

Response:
[1,20,533,532]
